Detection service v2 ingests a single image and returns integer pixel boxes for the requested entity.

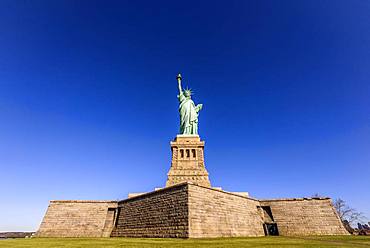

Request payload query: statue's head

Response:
[184,88,192,98]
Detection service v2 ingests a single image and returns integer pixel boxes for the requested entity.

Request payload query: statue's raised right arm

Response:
[177,73,183,95]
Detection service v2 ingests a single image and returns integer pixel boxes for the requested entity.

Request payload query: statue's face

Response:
[184,91,190,97]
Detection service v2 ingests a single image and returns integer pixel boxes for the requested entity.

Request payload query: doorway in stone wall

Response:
[259,206,279,236]
[263,223,279,236]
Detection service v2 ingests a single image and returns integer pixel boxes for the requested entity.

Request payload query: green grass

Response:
[0,236,369,248]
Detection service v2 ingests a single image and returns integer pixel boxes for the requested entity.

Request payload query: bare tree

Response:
[333,198,365,226]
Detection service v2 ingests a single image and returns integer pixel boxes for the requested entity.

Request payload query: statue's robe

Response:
[178,93,200,135]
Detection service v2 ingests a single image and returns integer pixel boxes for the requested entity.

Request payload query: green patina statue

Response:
[177,73,203,135]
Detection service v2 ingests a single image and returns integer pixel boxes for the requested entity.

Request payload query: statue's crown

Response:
[184,87,192,96]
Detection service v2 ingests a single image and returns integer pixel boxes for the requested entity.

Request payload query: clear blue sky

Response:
[0,0,369,231]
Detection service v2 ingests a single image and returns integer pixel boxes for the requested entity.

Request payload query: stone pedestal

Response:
[166,135,211,188]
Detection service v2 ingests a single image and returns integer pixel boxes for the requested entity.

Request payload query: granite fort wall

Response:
[111,183,189,238]
[260,198,349,236]
[36,200,118,237]
[188,184,265,238]
[36,184,349,238]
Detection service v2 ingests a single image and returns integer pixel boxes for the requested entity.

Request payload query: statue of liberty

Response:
[176,74,203,135]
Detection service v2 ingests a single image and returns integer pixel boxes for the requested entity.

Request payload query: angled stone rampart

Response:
[260,198,349,236]
[36,200,117,237]
[188,184,265,238]
[111,183,189,238]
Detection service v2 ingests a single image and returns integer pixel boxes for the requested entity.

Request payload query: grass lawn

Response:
[0,236,369,248]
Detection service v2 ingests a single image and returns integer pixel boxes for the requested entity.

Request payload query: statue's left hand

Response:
[196,104,203,111]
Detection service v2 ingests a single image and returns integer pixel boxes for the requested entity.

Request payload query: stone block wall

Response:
[36,184,349,238]
[111,183,189,238]
[36,200,118,237]
[188,184,265,238]
[260,198,349,236]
